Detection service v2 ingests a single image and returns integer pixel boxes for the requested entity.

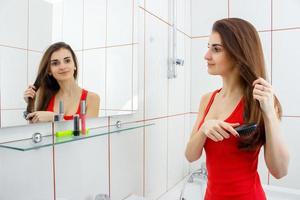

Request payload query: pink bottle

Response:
[80,100,86,135]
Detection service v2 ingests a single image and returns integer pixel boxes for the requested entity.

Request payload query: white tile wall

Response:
[184,0,191,36]
[83,0,106,49]
[144,14,169,119]
[107,46,133,110]
[107,0,133,46]
[229,0,271,31]
[110,120,143,200]
[272,0,300,29]
[184,37,191,113]
[133,0,139,44]
[136,8,145,120]
[0,0,28,48]
[176,0,186,32]
[191,0,228,37]
[133,44,138,111]
[0,123,54,199]
[62,0,83,50]
[144,118,168,199]
[272,29,300,116]
[1,110,27,127]
[176,0,191,36]
[74,51,83,87]
[0,47,27,109]
[0,148,54,200]
[28,0,53,51]
[82,48,106,111]
[258,32,272,81]
[146,0,169,24]
[51,1,64,43]
[168,33,185,115]
[167,115,185,189]
[54,137,109,200]
[28,51,43,85]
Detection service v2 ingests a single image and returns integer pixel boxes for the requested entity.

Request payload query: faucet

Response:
[187,162,207,183]
[179,162,207,200]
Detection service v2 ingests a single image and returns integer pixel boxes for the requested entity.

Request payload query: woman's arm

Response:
[26,111,56,123]
[253,78,290,179]
[86,92,100,118]
[263,110,289,179]
[185,93,211,162]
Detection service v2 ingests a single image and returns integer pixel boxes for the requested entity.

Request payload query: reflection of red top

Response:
[46,89,88,120]
[198,89,266,200]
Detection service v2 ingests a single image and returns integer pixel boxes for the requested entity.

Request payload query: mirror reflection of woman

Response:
[24,42,100,123]
[185,18,289,199]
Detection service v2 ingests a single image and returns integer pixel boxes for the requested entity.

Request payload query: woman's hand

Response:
[26,111,55,123]
[23,85,36,103]
[253,78,276,115]
[200,119,240,142]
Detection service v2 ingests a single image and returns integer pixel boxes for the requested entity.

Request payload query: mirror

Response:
[0,0,138,127]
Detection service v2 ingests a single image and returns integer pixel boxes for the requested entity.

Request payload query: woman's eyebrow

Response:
[211,43,223,47]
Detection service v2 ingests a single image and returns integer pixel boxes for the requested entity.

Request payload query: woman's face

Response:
[204,32,236,76]
[49,48,76,81]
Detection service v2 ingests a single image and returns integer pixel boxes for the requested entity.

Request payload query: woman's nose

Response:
[204,49,212,60]
[58,62,66,69]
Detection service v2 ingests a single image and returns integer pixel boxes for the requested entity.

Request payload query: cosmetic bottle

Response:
[58,100,64,121]
[80,100,87,135]
[73,114,80,136]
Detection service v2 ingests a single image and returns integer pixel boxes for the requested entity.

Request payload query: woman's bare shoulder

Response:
[199,92,213,111]
[86,91,100,104]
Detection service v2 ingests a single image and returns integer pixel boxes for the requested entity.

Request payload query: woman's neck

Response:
[220,72,243,98]
[57,79,80,97]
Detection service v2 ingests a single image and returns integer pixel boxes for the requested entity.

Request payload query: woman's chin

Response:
[207,68,217,75]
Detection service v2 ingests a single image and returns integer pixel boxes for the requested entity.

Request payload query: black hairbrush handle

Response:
[235,123,258,136]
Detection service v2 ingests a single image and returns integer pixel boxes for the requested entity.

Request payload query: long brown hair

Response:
[212,18,282,150]
[35,42,78,111]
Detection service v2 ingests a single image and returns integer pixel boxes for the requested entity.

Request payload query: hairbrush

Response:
[235,123,258,136]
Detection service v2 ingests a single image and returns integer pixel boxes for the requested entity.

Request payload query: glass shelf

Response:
[0,122,154,151]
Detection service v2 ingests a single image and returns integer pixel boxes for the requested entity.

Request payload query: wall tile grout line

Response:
[81,0,85,91]
[267,0,274,185]
[138,6,192,39]
[131,0,135,119]
[228,0,230,18]
[108,116,111,197]
[142,1,147,196]
[106,0,110,197]
[52,122,57,200]
[191,27,300,39]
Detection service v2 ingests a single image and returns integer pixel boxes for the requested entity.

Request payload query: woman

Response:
[24,42,100,123]
[185,18,289,199]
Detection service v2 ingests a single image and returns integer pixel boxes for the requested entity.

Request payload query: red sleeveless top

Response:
[46,89,88,120]
[199,89,266,200]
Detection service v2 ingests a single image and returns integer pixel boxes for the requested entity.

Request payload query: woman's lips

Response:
[58,71,69,75]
